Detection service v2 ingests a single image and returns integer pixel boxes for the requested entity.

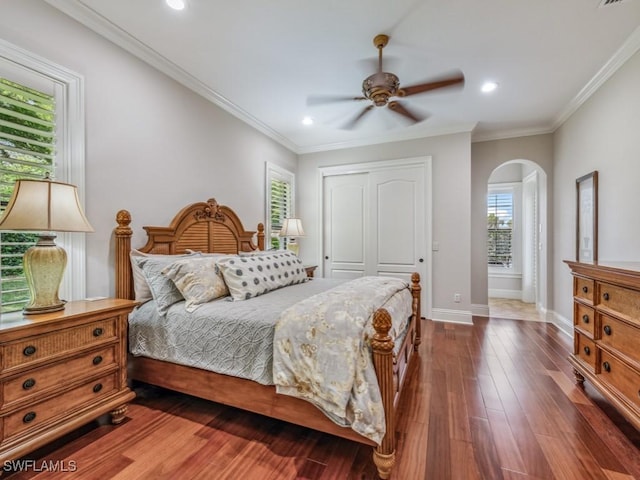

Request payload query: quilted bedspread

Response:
[272,276,411,444]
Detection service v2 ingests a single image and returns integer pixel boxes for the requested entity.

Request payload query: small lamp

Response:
[279,218,305,256]
[0,178,93,314]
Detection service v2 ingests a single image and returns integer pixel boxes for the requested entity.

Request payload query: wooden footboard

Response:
[114,199,421,479]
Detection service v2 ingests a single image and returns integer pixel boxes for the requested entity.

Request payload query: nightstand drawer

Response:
[3,372,117,441]
[574,302,595,337]
[2,318,116,372]
[575,333,596,371]
[2,346,117,408]
[599,351,640,410]
[598,282,640,326]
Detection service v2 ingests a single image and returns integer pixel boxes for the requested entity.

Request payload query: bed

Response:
[113,198,422,479]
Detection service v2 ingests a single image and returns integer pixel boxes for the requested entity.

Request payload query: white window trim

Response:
[488,182,522,276]
[0,39,87,302]
[265,162,295,250]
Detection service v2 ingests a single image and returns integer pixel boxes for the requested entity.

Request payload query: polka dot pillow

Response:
[217,251,308,301]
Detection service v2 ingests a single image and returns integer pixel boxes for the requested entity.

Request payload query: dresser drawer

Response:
[574,302,595,337]
[2,373,117,441]
[599,314,640,366]
[575,277,595,303]
[597,282,640,326]
[1,318,116,372]
[2,346,117,409]
[575,333,597,371]
[599,351,640,410]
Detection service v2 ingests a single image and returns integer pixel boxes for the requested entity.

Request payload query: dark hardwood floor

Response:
[5,316,639,479]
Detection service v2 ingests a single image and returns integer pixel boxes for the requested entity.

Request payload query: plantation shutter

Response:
[269,178,291,250]
[0,77,56,312]
[487,191,513,267]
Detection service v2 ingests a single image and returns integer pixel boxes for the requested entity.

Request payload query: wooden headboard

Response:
[114,198,265,300]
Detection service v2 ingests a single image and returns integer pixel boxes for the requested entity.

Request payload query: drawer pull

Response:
[583,346,591,356]
[93,383,103,393]
[603,361,611,373]
[603,292,610,301]
[22,378,36,390]
[604,325,612,336]
[93,355,103,365]
[23,345,37,356]
[582,286,588,293]
[582,314,589,324]
[23,412,36,424]
[93,327,104,337]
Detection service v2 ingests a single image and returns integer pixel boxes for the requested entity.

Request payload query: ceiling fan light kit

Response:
[309,33,465,130]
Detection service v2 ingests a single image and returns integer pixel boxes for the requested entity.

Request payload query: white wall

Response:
[0,1,297,298]
[298,132,472,321]
[553,50,640,326]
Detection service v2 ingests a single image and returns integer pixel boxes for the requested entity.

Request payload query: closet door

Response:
[323,173,368,279]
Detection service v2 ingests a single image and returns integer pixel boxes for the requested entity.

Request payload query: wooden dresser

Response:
[0,298,137,462]
[565,261,640,430]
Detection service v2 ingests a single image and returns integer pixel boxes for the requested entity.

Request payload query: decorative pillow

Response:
[130,250,194,303]
[133,255,187,315]
[162,255,230,312]
[217,251,308,301]
[238,249,284,256]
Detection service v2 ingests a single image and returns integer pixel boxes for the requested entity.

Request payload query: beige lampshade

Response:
[279,218,305,237]
[0,179,93,232]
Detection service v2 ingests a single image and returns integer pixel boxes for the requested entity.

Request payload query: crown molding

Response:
[471,125,555,144]
[552,25,640,131]
[43,0,299,153]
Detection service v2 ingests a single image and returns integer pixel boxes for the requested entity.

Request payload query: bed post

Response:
[257,222,265,251]
[411,272,422,349]
[115,209,134,300]
[371,308,395,479]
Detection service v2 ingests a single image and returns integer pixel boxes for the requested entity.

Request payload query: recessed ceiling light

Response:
[166,0,186,10]
[302,116,314,126]
[481,81,498,93]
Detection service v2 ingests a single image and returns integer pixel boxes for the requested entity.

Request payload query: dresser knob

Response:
[604,325,612,336]
[23,412,36,424]
[582,286,588,293]
[22,378,36,390]
[93,327,104,337]
[93,383,103,393]
[603,293,610,301]
[23,345,36,356]
[93,355,103,365]
[582,314,589,324]
[584,346,590,355]
[603,361,611,373]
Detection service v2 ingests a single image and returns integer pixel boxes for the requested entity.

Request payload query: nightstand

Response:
[0,298,137,463]
[304,265,317,278]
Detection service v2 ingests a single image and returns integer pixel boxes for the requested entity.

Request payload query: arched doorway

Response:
[487,160,548,320]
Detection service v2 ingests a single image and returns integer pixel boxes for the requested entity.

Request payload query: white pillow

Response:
[217,251,308,301]
[162,255,230,312]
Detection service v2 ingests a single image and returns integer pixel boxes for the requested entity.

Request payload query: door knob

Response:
[419,258,424,263]
[325,256,329,260]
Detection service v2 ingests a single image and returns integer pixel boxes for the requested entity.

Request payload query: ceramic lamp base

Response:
[23,234,67,315]
[287,240,300,257]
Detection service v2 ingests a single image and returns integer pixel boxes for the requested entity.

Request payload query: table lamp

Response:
[279,218,304,256]
[0,178,93,314]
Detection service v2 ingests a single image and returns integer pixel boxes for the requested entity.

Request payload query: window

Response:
[0,39,86,313]
[487,188,514,268]
[0,78,55,312]
[265,163,294,250]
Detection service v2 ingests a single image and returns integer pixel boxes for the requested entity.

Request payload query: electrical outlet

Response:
[454,293,461,303]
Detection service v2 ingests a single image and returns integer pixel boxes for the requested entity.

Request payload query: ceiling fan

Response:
[307,34,465,129]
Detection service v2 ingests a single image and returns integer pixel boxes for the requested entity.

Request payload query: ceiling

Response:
[45,0,640,153]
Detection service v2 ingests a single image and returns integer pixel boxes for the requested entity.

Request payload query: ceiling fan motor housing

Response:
[362,72,400,106]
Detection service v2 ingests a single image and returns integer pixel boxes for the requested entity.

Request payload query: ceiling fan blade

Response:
[387,101,426,124]
[307,94,367,106]
[399,71,465,97]
[341,105,375,130]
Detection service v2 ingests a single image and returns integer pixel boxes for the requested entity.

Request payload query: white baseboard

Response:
[488,289,522,300]
[548,310,573,337]
[431,308,473,325]
[472,304,490,317]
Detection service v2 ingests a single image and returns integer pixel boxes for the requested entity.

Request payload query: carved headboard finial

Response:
[194,198,225,221]
[115,209,132,236]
